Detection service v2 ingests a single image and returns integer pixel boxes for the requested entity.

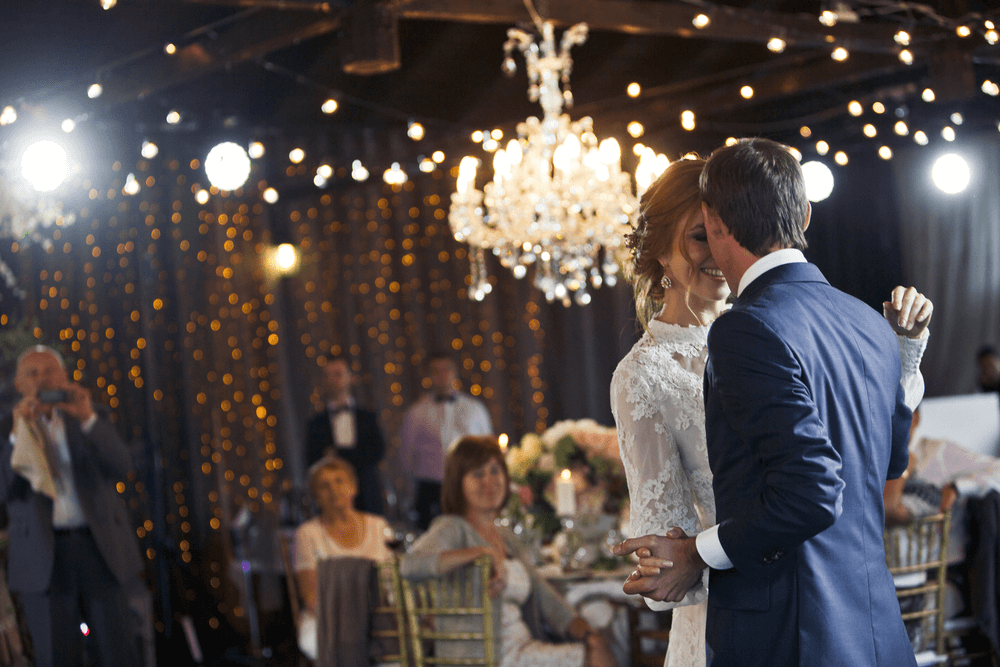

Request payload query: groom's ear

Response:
[702,202,728,239]
[802,202,812,232]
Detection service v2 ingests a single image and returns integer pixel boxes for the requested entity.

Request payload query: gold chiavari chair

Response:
[884,511,951,663]
[401,554,496,667]
[372,557,409,667]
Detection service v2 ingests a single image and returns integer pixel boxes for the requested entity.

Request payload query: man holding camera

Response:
[0,345,142,667]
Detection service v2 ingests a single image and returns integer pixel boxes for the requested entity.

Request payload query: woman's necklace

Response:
[323,511,365,549]
[470,515,507,559]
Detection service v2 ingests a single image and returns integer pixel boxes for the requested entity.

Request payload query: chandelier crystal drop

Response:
[449,21,638,306]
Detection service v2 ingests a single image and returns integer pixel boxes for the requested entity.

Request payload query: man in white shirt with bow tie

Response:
[305,356,387,514]
[400,353,493,529]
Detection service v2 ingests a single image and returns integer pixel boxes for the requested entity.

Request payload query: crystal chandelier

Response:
[449,20,638,306]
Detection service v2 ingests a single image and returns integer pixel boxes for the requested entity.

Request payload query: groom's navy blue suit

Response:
[703,262,915,666]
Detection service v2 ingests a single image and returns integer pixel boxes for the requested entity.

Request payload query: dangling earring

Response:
[660,274,673,290]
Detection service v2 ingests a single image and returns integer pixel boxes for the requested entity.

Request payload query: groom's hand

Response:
[614,528,706,603]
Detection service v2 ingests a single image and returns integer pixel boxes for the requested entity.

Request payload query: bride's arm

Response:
[883,285,932,410]
[611,362,708,611]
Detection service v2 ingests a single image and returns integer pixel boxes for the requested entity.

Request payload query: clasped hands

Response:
[613,527,706,603]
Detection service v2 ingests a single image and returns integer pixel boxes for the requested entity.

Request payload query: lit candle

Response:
[556,468,575,516]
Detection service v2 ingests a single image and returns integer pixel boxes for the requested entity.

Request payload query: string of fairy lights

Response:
[0,2,998,227]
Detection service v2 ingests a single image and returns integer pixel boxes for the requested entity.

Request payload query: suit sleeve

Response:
[81,415,133,480]
[304,414,329,467]
[709,311,844,579]
[0,429,17,504]
[362,411,387,465]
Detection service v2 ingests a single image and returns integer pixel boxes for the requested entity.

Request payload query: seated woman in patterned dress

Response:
[400,436,616,667]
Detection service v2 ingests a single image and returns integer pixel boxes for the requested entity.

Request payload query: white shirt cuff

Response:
[696,525,734,570]
[80,413,98,433]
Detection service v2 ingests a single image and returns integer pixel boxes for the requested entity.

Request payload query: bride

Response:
[610,157,931,667]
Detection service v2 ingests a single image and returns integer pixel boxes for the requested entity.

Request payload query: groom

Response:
[616,138,916,666]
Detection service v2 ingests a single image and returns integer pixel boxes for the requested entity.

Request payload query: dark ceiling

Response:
[2,0,1000,167]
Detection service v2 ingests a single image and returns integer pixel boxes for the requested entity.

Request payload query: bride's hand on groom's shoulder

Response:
[883,285,932,339]
[613,528,705,603]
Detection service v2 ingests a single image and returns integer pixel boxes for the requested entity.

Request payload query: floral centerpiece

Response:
[505,419,628,547]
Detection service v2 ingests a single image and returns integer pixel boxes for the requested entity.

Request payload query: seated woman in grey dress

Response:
[400,436,616,667]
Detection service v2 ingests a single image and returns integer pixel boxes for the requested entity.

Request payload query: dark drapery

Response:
[893,132,1000,397]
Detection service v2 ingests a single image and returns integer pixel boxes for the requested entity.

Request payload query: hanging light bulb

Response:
[863,124,877,137]
[627,82,641,97]
[815,140,830,155]
[123,173,140,196]
[894,30,911,45]
[321,99,338,114]
[767,37,786,53]
[0,106,16,126]
[740,86,754,99]
[692,14,711,28]
[922,88,936,102]
[913,131,929,145]
[848,100,863,116]
[819,10,837,26]
[195,189,210,204]
[878,146,893,160]
[894,121,909,135]
[141,141,159,159]
[351,160,369,181]
[289,148,305,164]
[88,83,103,99]
[407,121,425,141]
[681,110,696,130]
[166,110,181,124]
[898,49,913,65]
[831,47,849,61]
[248,141,265,159]
[262,187,279,203]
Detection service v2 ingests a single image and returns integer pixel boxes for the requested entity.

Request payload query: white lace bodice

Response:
[610,319,715,611]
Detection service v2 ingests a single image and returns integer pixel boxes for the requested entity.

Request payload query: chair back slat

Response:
[278,532,302,625]
[402,554,496,667]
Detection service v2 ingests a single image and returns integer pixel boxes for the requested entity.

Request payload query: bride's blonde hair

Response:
[624,158,706,334]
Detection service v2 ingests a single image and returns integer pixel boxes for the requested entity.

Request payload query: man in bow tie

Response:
[399,353,493,529]
[305,356,387,514]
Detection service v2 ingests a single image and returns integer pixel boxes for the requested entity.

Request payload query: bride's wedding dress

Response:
[611,317,927,667]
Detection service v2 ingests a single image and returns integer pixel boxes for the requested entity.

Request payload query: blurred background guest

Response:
[400,353,493,530]
[293,456,393,661]
[978,345,1000,394]
[400,436,615,667]
[305,356,387,515]
[1,345,143,667]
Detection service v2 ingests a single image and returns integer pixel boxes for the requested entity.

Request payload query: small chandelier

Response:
[449,20,638,306]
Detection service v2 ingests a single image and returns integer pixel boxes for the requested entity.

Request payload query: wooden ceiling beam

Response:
[91,9,342,109]
[397,0,917,53]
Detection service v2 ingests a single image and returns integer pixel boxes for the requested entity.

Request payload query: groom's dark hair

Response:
[700,138,809,256]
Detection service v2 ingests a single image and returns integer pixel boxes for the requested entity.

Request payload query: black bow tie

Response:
[435,394,457,404]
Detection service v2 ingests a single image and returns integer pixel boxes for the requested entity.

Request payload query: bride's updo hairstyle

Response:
[624,157,707,334]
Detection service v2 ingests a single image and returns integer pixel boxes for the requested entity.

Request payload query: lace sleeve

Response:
[611,358,709,611]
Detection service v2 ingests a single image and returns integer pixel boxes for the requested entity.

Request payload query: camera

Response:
[37,389,69,404]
